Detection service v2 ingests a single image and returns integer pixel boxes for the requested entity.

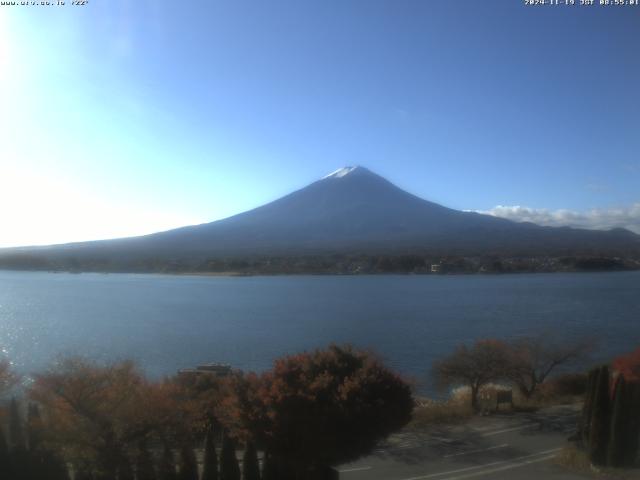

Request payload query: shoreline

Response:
[0,267,638,278]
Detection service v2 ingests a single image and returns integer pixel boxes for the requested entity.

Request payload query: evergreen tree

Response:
[219,433,240,480]
[0,428,12,480]
[178,444,198,480]
[588,365,611,466]
[74,464,95,480]
[24,402,70,480]
[607,375,626,467]
[9,397,25,450]
[48,453,71,480]
[26,403,42,452]
[242,441,260,480]
[261,451,277,480]
[136,441,157,480]
[201,429,218,480]
[157,444,177,480]
[622,382,640,466]
[24,403,43,480]
[9,399,30,480]
[580,368,598,447]
[117,455,134,480]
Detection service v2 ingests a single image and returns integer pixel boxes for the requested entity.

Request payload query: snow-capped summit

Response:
[323,166,363,179]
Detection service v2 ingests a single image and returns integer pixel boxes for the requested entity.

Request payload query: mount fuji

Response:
[2,166,639,270]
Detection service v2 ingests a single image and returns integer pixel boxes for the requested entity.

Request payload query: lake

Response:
[1,270,639,393]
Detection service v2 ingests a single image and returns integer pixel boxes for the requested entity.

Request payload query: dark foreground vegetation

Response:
[577,348,640,469]
[0,345,412,480]
[430,340,640,473]
[0,252,638,275]
[2,339,639,479]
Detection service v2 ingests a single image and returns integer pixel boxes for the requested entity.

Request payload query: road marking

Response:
[430,436,457,444]
[399,447,562,480]
[338,466,372,473]
[443,443,509,458]
[480,424,536,436]
[375,441,425,452]
[438,453,557,479]
[471,423,512,432]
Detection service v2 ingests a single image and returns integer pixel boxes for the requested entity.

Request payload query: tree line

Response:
[2,338,638,479]
[0,252,637,275]
[0,345,413,480]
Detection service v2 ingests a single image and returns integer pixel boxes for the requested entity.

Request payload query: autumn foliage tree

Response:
[255,345,413,478]
[170,369,226,435]
[612,346,640,383]
[28,358,169,480]
[217,372,266,446]
[10,347,411,479]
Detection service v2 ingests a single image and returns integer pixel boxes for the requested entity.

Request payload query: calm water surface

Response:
[1,270,639,392]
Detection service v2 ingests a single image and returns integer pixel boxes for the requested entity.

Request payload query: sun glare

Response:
[0,166,202,248]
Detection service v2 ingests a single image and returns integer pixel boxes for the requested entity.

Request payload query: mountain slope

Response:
[2,167,640,265]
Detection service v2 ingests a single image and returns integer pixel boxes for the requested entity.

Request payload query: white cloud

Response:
[475,204,640,234]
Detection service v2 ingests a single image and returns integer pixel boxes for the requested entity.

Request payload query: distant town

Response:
[0,252,638,275]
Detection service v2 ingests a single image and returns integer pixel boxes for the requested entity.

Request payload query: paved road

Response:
[337,405,594,480]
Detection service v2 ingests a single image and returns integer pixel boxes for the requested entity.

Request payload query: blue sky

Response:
[1,0,639,246]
